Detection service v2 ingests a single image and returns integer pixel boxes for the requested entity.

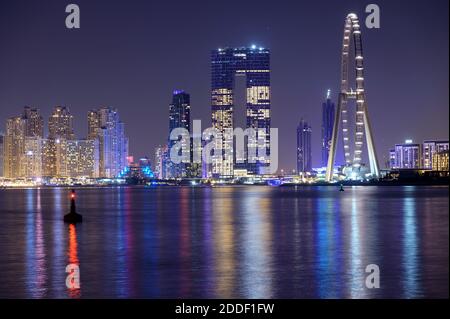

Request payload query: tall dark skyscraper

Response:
[211,46,271,178]
[168,90,191,178]
[321,89,335,168]
[297,119,312,174]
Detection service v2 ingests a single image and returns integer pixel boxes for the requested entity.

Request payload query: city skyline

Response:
[0,2,448,304]
[0,0,448,171]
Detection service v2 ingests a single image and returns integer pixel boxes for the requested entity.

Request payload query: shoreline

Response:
[1,181,448,189]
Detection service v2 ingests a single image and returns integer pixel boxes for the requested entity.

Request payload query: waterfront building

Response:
[389,149,396,169]
[40,138,99,178]
[187,133,203,178]
[4,107,43,178]
[48,106,75,139]
[321,89,335,167]
[211,46,271,178]
[87,107,128,178]
[432,150,449,171]
[154,145,170,179]
[65,139,100,177]
[22,106,44,138]
[168,90,191,178]
[394,140,421,169]
[24,137,43,178]
[297,119,312,173]
[423,140,449,169]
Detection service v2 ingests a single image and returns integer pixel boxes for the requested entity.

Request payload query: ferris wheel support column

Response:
[364,103,380,178]
[326,93,345,182]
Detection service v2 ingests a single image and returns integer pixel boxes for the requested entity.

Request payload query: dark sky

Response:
[0,0,448,170]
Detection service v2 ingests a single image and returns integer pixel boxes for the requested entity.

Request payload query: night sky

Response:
[0,0,448,171]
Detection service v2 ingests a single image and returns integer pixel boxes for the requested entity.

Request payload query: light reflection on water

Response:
[0,186,447,298]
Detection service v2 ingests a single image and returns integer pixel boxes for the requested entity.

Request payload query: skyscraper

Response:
[22,106,44,138]
[154,144,169,180]
[422,140,449,169]
[321,89,335,167]
[48,106,75,140]
[297,119,312,173]
[24,137,43,178]
[65,139,100,177]
[4,107,43,178]
[168,90,191,178]
[211,47,271,178]
[88,107,129,178]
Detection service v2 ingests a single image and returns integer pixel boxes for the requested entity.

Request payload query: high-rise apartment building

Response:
[154,144,169,179]
[88,107,128,178]
[22,106,44,138]
[48,106,75,139]
[422,140,449,169]
[4,107,43,178]
[65,139,100,177]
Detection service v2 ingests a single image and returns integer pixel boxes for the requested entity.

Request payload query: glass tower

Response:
[87,107,128,178]
[168,90,191,178]
[211,47,271,178]
[297,119,312,173]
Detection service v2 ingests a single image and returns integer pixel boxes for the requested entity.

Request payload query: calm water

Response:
[0,186,448,299]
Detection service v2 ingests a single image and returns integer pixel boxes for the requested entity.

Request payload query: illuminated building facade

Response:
[48,106,75,139]
[211,47,271,178]
[24,137,43,178]
[422,140,449,169]
[168,90,191,178]
[296,119,312,173]
[88,107,128,178]
[4,107,43,178]
[389,149,396,169]
[394,140,421,169]
[154,144,170,179]
[432,150,449,171]
[65,139,100,177]
[123,157,154,181]
[321,90,335,167]
[41,139,57,177]
[22,106,44,138]
[187,133,203,178]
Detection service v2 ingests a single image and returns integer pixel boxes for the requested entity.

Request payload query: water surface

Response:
[0,186,448,298]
